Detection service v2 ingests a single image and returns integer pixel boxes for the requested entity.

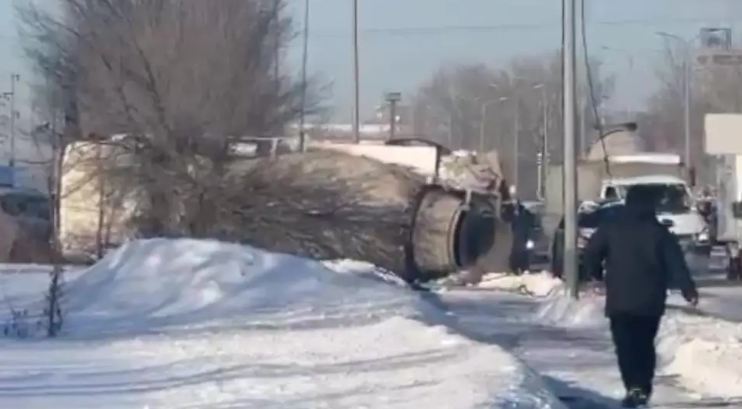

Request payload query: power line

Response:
[308,16,742,38]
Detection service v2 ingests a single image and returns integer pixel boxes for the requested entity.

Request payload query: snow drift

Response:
[0,239,568,408]
[537,291,742,400]
[658,310,742,398]
[535,292,604,327]
[63,239,436,335]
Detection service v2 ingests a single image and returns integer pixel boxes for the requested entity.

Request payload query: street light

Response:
[481,81,546,195]
[656,31,693,168]
[511,82,545,195]
[478,83,505,152]
[532,83,548,200]
[479,96,509,152]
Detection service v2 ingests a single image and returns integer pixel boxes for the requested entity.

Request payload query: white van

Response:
[600,175,710,270]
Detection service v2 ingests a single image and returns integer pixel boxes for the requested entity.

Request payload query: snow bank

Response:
[479,272,564,298]
[322,258,409,287]
[535,292,604,327]
[537,291,742,399]
[0,239,566,408]
[63,239,435,335]
[659,312,742,399]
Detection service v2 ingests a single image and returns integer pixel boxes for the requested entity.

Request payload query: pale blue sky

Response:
[3,0,742,123]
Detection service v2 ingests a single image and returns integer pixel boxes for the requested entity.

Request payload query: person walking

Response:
[509,201,534,275]
[583,185,699,408]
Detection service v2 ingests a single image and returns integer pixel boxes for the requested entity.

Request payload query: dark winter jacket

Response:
[583,196,698,317]
[511,204,534,244]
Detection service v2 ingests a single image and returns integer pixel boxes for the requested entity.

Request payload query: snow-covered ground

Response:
[435,271,742,408]
[537,291,742,402]
[0,239,564,409]
[476,272,564,297]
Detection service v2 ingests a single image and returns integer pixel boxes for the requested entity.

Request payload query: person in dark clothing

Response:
[509,202,534,275]
[583,185,699,408]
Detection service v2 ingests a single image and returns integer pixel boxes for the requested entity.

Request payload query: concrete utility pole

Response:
[579,91,587,157]
[448,111,454,148]
[656,32,693,168]
[683,54,691,169]
[563,0,579,299]
[513,97,520,191]
[479,98,502,152]
[298,0,309,152]
[535,84,547,200]
[352,0,361,144]
[386,92,401,140]
[2,74,21,168]
[273,0,281,95]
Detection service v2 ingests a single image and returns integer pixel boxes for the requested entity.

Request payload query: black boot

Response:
[621,388,649,408]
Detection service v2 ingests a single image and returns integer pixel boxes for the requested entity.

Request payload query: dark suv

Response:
[551,201,624,280]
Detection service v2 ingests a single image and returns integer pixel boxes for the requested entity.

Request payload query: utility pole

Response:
[513,97,520,192]
[579,92,587,157]
[352,0,361,144]
[563,0,579,299]
[537,84,548,200]
[448,111,454,148]
[479,99,501,152]
[298,0,309,152]
[386,92,401,141]
[683,53,692,169]
[6,74,20,168]
[273,0,281,95]
[656,32,693,168]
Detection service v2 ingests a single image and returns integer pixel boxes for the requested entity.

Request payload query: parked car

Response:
[0,187,52,263]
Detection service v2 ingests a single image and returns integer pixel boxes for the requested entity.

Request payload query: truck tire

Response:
[411,188,497,280]
[728,256,742,281]
[457,196,496,268]
[411,189,464,278]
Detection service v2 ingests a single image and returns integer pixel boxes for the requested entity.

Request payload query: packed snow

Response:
[0,239,565,409]
[477,272,564,298]
[440,282,742,408]
[537,288,742,401]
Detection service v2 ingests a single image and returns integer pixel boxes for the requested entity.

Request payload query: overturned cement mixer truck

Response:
[313,138,514,283]
[59,136,513,283]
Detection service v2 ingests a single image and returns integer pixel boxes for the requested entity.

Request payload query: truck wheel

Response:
[727,256,742,281]
[411,188,497,281]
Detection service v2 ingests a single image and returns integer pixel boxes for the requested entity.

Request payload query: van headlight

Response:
[695,230,710,244]
[526,240,535,250]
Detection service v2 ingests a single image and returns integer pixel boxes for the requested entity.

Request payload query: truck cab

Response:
[599,176,710,256]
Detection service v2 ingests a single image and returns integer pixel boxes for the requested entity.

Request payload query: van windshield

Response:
[616,183,690,214]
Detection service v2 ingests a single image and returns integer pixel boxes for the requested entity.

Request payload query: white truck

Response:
[705,113,742,280]
[599,174,710,259]
[545,153,710,272]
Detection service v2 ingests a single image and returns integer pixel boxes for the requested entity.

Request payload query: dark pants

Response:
[509,249,528,275]
[509,236,529,275]
[609,314,661,394]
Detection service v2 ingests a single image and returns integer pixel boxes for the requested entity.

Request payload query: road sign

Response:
[385,92,402,102]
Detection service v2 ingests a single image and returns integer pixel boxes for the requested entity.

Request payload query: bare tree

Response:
[20,0,319,233]
[642,43,742,185]
[18,0,318,336]
[413,53,614,199]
